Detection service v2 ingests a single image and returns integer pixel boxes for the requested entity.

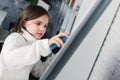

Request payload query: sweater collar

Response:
[21,28,36,42]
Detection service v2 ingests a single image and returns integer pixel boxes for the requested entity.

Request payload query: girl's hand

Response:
[48,33,69,47]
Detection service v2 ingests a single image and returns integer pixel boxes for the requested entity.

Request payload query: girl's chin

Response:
[35,36,42,40]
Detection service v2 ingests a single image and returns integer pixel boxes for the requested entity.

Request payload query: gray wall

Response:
[54,0,119,80]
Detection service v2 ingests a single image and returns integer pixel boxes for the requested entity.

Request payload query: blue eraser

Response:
[50,37,67,50]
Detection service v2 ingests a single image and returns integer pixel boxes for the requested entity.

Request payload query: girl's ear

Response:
[23,21,26,28]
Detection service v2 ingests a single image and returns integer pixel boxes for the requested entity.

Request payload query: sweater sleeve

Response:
[1,33,51,66]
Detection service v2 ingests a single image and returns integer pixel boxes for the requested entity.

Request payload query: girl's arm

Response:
[1,33,51,67]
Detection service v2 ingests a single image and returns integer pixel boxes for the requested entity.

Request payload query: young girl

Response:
[0,5,68,80]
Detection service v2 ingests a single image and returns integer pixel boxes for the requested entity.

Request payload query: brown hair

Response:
[14,5,49,33]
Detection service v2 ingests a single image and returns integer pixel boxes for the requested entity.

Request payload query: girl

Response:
[0,5,68,80]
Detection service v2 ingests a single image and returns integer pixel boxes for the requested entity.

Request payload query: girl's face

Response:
[24,15,49,39]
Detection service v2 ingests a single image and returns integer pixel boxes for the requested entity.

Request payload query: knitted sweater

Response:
[0,29,52,80]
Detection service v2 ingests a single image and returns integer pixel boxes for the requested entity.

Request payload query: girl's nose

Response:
[39,26,45,31]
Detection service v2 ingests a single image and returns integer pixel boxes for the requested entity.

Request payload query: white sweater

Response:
[0,29,52,80]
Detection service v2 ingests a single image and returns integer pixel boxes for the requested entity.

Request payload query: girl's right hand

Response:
[48,33,68,48]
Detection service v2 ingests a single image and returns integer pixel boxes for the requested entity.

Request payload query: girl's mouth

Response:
[36,33,42,36]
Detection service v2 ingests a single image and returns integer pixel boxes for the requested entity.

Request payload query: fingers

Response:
[56,33,69,38]
[54,36,64,47]
[48,32,69,47]
[48,36,63,47]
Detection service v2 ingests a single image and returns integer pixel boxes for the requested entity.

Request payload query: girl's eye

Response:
[35,22,41,26]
